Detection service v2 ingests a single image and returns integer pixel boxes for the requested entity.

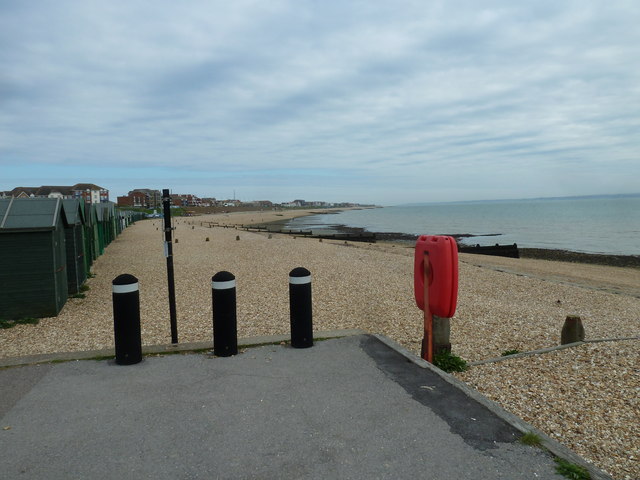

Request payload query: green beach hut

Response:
[85,202,99,263]
[116,210,124,235]
[62,199,87,294]
[92,203,106,256]
[102,202,117,245]
[0,198,69,320]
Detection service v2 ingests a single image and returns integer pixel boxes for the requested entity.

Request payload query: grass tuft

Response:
[519,431,542,447]
[554,457,591,480]
[433,351,468,372]
[501,349,521,356]
[79,284,90,292]
[0,317,40,329]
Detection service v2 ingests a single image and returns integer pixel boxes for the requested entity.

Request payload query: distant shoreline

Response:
[399,192,640,207]
[203,208,639,269]
[253,214,640,269]
[369,230,640,268]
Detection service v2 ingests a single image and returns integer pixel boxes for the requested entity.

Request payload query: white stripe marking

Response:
[212,279,236,290]
[289,275,311,285]
[112,283,139,294]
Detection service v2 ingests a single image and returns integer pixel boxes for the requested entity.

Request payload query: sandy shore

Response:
[1,211,638,479]
[194,207,348,227]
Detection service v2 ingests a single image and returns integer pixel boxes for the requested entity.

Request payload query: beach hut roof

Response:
[62,199,85,225]
[0,197,69,231]
[100,202,115,216]
[94,204,104,221]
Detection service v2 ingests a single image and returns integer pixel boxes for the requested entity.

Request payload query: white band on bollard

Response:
[212,279,236,290]
[112,283,139,294]
[289,275,311,285]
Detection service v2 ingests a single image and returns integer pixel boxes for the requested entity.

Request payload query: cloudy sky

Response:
[1,1,638,205]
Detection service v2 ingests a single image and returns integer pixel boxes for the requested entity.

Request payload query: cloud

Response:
[1,1,639,203]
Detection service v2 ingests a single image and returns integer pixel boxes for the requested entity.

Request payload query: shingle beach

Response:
[1,210,638,479]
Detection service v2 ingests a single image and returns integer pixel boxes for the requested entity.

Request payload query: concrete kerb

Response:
[0,328,367,369]
[371,334,613,480]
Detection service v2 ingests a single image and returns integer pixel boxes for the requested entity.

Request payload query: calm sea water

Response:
[286,196,640,255]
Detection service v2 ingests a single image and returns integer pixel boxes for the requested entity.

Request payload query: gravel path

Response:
[1,214,638,479]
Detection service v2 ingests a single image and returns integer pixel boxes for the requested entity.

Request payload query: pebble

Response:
[1,211,638,479]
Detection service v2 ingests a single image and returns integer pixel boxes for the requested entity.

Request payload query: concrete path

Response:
[0,334,608,479]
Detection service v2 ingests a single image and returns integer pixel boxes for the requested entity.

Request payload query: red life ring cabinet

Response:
[414,235,458,318]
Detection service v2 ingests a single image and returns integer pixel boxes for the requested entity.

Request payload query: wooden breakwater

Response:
[458,243,520,258]
[198,222,376,243]
[312,232,376,243]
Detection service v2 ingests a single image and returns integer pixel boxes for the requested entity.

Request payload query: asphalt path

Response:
[0,334,605,479]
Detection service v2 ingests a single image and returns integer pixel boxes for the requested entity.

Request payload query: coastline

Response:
[519,248,640,269]
[0,213,638,478]
[230,209,640,269]
[195,207,349,228]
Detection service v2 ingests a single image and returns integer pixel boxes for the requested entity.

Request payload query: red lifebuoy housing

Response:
[414,235,458,318]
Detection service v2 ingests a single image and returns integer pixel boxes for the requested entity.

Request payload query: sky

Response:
[1,1,639,205]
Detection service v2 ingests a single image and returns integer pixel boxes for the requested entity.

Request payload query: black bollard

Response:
[289,267,313,348]
[212,271,238,356]
[112,274,142,365]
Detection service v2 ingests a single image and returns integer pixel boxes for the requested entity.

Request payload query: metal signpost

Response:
[162,188,178,344]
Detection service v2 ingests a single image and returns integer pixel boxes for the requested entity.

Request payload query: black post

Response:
[212,271,238,357]
[289,267,313,348]
[162,189,178,344]
[112,274,142,365]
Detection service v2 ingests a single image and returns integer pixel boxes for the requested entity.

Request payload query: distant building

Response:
[200,197,217,207]
[116,189,162,209]
[117,192,148,208]
[5,184,108,204]
[129,189,162,208]
[36,185,75,199]
[72,183,109,204]
[170,194,202,207]
[282,200,304,207]
[9,187,40,198]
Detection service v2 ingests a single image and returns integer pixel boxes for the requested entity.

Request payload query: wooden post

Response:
[433,316,451,355]
[561,315,585,344]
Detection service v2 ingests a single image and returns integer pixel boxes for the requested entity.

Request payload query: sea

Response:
[285,195,640,256]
